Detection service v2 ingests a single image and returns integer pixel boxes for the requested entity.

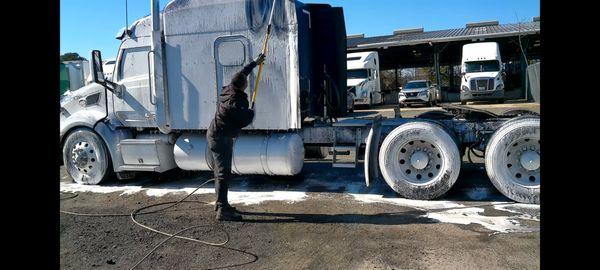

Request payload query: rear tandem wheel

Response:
[378,122,462,200]
[484,117,540,204]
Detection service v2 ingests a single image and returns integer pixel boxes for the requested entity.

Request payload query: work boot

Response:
[214,202,237,212]
[216,205,242,221]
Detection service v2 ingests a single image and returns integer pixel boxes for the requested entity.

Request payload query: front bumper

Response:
[353,98,370,105]
[399,94,428,104]
[460,89,504,101]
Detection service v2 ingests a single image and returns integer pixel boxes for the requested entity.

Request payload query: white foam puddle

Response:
[350,193,539,234]
[227,191,307,205]
[61,179,539,233]
[350,193,463,210]
[60,181,307,206]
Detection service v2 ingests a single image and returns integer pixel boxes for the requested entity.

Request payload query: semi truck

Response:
[347,51,383,107]
[60,0,540,204]
[460,42,505,104]
[60,60,90,95]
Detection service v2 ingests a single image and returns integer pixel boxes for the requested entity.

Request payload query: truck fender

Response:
[94,121,133,172]
[60,110,106,141]
[364,115,383,186]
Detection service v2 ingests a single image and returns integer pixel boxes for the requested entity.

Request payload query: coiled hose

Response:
[60,178,230,270]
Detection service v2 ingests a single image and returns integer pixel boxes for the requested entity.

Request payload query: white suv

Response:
[398,80,439,107]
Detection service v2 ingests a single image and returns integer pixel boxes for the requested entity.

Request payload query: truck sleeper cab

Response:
[460,42,505,104]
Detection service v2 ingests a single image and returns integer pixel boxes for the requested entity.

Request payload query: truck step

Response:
[332,163,357,168]
[330,146,358,168]
[118,165,161,172]
[330,125,363,169]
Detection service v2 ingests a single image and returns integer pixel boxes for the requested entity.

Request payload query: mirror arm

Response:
[106,80,117,91]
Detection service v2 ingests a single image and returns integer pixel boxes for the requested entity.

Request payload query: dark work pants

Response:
[206,132,234,206]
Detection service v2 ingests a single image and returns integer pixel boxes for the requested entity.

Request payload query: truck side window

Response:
[118,46,150,81]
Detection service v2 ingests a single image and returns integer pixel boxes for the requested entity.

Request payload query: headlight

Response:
[496,84,504,90]
[461,85,469,92]
[361,90,369,98]
[419,90,429,96]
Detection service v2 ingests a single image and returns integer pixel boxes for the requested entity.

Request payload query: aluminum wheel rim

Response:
[396,140,443,185]
[67,138,102,183]
[504,137,540,187]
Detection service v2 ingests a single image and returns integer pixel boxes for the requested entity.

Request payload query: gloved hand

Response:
[254,53,266,65]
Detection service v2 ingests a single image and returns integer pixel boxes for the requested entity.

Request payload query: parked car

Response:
[398,80,439,107]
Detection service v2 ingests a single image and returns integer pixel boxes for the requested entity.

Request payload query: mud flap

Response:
[364,115,382,186]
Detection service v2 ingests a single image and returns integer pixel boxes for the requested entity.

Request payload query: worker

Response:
[207,53,266,221]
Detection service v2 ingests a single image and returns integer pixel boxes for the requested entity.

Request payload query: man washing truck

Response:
[208,54,266,221]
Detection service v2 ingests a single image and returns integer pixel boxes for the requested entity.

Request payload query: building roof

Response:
[347,20,540,51]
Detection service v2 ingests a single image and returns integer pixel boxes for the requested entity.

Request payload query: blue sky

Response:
[61,0,539,59]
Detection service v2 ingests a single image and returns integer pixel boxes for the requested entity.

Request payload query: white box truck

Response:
[460,42,505,104]
[347,51,383,107]
[59,0,539,204]
[62,60,91,91]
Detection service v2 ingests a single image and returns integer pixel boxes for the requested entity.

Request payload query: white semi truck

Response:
[62,60,91,91]
[60,0,540,204]
[460,42,505,104]
[347,51,383,107]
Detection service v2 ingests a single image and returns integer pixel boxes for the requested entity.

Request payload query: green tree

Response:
[61,52,86,62]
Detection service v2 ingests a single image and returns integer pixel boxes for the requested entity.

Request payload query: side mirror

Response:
[91,50,105,85]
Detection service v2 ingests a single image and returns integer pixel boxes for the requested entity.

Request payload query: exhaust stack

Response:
[150,0,171,134]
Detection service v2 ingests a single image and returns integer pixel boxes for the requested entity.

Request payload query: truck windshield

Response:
[347,69,368,79]
[465,60,500,73]
[404,81,427,89]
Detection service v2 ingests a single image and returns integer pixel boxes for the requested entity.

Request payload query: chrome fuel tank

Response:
[173,133,304,176]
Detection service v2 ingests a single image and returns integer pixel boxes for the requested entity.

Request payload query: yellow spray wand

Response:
[250,0,278,110]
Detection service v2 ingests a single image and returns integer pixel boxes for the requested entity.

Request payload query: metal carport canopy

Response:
[347,21,540,51]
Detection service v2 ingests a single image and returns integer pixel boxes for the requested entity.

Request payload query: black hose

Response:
[60,178,232,269]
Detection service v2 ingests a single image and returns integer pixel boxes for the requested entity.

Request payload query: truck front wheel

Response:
[62,127,112,185]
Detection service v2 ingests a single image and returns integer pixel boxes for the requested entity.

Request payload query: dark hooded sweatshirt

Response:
[207,61,257,139]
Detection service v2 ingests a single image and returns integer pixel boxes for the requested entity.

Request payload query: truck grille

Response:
[470,78,494,91]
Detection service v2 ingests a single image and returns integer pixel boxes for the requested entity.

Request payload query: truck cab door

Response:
[113,46,157,127]
[213,36,253,116]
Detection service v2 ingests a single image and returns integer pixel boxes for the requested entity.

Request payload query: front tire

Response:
[62,127,112,185]
[485,118,540,204]
[378,122,461,200]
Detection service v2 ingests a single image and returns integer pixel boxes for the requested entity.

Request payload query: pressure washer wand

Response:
[250,0,278,110]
